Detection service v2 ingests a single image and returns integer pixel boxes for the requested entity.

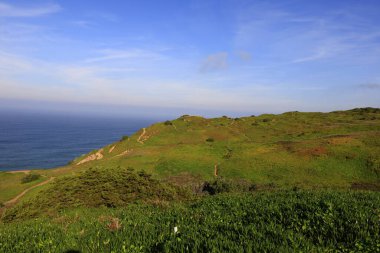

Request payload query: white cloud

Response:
[237,51,252,62]
[200,52,228,73]
[84,49,163,63]
[357,83,380,89]
[0,2,61,17]
[234,4,380,65]
[292,48,328,63]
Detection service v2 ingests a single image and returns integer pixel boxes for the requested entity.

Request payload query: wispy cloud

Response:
[84,49,163,63]
[0,2,61,17]
[357,83,380,89]
[234,2,380,65]
[237,51,252,62]
[292,48,328,63]
[84,11,119,22]
[70,20,93,28]
[200,52,228,73]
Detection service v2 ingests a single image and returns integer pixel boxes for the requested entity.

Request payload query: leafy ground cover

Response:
[0,191,379,252]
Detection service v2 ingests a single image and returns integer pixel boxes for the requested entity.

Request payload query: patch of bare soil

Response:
[113,149,133,158]
[6,170,31,174]
[298,146,328,157]
[76,149,104,165]
[137,128,146,144]
[351,182,380,191]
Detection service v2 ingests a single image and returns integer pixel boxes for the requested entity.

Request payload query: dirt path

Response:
[137,128,146,144]
[109,145,116,153]
[3,177,55,207]
[113,149,133,158]
[76,149,103,165]
[6,170,30,174]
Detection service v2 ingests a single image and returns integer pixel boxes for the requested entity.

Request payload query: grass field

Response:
[0,172,46,204]
[0,191,379,252]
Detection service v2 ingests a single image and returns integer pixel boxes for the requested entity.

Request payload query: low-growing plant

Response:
[205,138,214,142]
[164,120,173,125]
[202,177,255,195]
[1,191,379,252]
[5,167,191,221]
[21,173,41,184]
[120,135,129,141]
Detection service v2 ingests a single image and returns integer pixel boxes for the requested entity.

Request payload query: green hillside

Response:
[62,107,379,189]
[1,108,380,252]
[1,108,379,210]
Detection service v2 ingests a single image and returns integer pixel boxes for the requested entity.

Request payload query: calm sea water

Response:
[0,111,157,171]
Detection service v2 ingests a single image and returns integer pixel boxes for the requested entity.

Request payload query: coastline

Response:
[4,170,31,174]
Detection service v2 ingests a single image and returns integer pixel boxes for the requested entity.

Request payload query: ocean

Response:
[0,110,157,171]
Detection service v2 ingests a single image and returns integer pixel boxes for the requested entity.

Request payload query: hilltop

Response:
[60,107,379,188]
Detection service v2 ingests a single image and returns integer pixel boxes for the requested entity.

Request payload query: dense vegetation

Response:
[0,191,379,252]
[3,167,190,221]
[20,173,41,184]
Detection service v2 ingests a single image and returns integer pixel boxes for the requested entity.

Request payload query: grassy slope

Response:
[0,172,46,203]
[66,108,380,188]
[1,108,379,204]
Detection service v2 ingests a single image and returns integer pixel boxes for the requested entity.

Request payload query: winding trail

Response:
[3,177,55,207]
[76,149,103,165]
[6,170,30,174]
[137,128,146,144]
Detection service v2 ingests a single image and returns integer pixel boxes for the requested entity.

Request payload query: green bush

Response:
[5,167,191,221]
[205,138,214,142]
[202,177,255,195]
[120,135,129,141]
[164,120,173,125]
[21,174,41,184]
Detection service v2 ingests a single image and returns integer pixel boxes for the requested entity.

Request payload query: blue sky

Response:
[0,0,379,117]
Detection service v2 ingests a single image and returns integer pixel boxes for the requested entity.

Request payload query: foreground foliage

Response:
[3,167,190,221]
[1,191,379,252]
[20,173,41,184]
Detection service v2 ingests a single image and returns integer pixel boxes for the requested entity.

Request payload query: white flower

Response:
[174,226,178,234]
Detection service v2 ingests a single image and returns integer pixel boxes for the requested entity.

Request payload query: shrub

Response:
[21,173,41,184]
[206,138,214,142]
[202,178,231,195]
[120,135,129,141]
[202,177,255,195]
[5,167,191,221]
[164,120,173,125]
